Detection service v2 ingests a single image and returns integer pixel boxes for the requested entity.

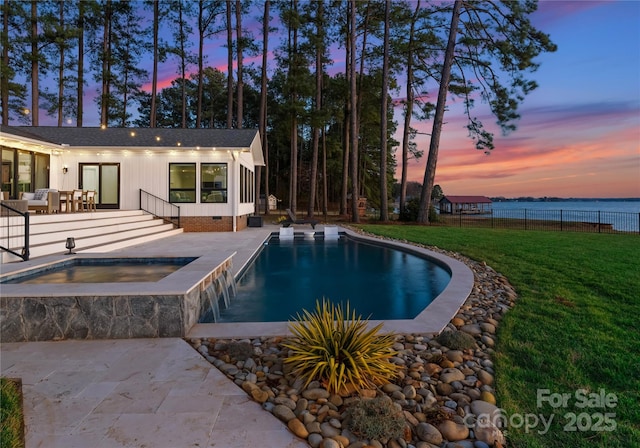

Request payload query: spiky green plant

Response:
[283,299,399,394]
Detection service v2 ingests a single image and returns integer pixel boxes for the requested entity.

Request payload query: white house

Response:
[0,125,264,231]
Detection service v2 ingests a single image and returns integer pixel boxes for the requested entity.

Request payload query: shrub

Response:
[226,341,254,361]
[283,299,399,394]
[399,198,439,223]
[346,395,405,440]
[436,330,477,350]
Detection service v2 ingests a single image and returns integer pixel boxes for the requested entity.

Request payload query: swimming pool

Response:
[215,233,451,322]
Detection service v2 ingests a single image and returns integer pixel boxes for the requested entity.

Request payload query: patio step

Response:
[1,210,183,263]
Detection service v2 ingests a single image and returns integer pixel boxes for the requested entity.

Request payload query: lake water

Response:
[482,200,640,232]
[491,200,640,214]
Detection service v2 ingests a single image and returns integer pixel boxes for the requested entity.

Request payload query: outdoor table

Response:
[59,190,73,213]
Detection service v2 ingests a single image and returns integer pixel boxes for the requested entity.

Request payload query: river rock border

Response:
[188,231,518,448]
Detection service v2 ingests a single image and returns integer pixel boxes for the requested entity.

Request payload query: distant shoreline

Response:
[490,197,640,202]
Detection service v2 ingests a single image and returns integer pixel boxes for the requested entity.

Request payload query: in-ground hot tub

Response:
[1,257,195,284]
[0,254,236,342]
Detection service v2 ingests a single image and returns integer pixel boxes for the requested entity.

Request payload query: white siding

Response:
[51,149,255,217]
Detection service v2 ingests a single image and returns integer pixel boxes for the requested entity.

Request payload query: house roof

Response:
[440,195,492,204]
[0,125,265,165]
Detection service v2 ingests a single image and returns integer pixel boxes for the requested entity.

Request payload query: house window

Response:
[169,163,196,203]
[240,165,254,203]
[1,148,50,198]
[201,163,227,203]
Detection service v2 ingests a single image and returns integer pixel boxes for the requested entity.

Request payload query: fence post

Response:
[524,209,527,230]
[598,210,601,233]
[560,209,563,232]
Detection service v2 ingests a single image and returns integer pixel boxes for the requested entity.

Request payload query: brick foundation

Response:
[180,215,248,232]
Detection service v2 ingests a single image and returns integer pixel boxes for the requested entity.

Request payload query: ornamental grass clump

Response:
[283,299,399,395]
[346,395,405,441]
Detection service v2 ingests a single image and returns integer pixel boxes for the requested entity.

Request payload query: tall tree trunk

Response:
[308,0,323,218]
[339,8,349,216]
[1,0,8,125]
[150,0,158,128]
[417,0,461,223]
[56,0,64,127]
[235,0,243,128]
[77,0,84,126]
[100,0,111,126]
[321,125,328,218]
[225,0,233,128]
[400,81,413,212]
[288,0,299,214]
[379,0,390,221]
[349,0,359,222]
[30,1,38,126]
[257,0,270,214]
[196,0,204,128]
[400,0,419,212]
[178,1,187,129]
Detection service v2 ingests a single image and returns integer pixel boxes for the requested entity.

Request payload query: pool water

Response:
[2,258,196,284]
[216,236,451,322]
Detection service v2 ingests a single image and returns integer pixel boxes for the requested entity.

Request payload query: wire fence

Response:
[436,208,640,234]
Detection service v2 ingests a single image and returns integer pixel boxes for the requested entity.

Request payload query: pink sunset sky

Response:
[400,0,640,198]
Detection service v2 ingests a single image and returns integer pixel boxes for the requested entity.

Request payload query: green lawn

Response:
[0,378,24,448]
[358,225,640,448]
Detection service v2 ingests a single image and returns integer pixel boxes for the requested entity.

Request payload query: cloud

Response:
[531,0,614,28]
[394,97,640,198]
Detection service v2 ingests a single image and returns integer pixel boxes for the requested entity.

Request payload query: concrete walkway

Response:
[1,224,309,448]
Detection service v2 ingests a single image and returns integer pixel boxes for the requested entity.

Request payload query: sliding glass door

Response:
[79,163,120,209]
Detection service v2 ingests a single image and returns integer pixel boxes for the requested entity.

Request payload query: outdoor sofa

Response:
[19,189,60,214]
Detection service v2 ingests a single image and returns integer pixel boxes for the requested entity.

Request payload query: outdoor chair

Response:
[83,190,96,211]
[283,208,319,229]
[72,189,84,212]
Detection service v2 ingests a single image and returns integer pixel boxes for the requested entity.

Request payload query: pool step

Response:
[1,210,183,263]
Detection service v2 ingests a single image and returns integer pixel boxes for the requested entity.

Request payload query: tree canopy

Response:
[1,0,555,221]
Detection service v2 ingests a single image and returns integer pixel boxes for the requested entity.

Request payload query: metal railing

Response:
[140,189,180,228]
[436,208,639,234]
[0,203,30,261]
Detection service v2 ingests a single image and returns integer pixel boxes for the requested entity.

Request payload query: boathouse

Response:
[439,195,492,214]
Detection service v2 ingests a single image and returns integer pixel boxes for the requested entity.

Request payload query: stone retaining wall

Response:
[0,293,197,342]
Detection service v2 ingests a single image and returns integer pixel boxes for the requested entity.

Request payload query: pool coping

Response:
[187,226,475,339]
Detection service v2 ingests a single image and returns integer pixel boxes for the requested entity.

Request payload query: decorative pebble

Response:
[440,368,465,383]
[438,420,469,441]
[303,388,330,400]
[273,404,296,423]
[415,422,443,445]
[288,418,309,438]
